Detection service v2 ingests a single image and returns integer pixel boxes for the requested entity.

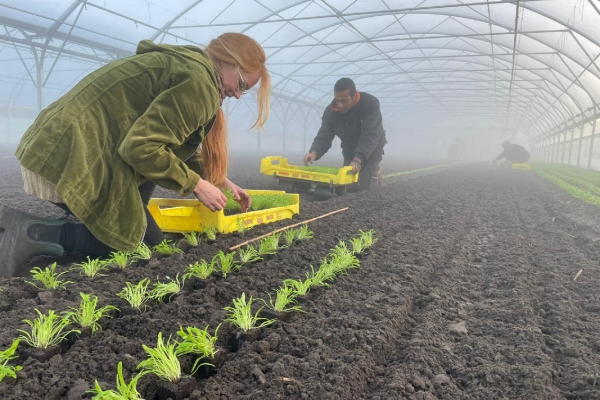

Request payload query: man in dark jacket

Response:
[303,78,386,191]
[494,141,530,164]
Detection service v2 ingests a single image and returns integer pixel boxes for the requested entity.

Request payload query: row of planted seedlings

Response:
[535,164,600,208]
[0,225,319,398]
[89,228,378,399]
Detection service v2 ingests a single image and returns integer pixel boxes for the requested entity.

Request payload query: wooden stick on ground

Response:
[229,207,349,251]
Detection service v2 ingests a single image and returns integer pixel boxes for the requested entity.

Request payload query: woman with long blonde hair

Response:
[0,32,270,278]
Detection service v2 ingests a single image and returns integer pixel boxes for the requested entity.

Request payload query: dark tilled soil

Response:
[1,156,600,400]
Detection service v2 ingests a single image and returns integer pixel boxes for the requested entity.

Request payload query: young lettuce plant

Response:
[26,262,72,290]
[176,324,220,374]
[71,256,109,278]
[107,251,132,269]
[182,231,200,247]
[237,245,262,264]
[264,286,304,313]
[283,277,313,296]
[132,242,152,261]
[224,293,275,332]
[359,229,378,249]
[117,279,151,312]
[295,225,314,241]
[63,293,119,335]
[149,274,185,302]
[183,260,214,280]
[307,264,334,287]
[152,240,184,256]
[203,226,217,242]
[282,229,297,248]
[213,251,240,278]
[258,233,281,256]
[17,309,79,350]
[348,237,365,255]
[235,219,249,236]
[88,361,147,400]
[328,252,360,275]
[0,339,22,383]
[137,332,182,383]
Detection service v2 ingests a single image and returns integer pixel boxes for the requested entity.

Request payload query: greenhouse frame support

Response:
[587,108,597,170]
[568,128,575,165]
[561,131,568,164]
[577,119,584,167]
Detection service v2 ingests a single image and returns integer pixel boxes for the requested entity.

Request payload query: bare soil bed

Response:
[1,155,600,400]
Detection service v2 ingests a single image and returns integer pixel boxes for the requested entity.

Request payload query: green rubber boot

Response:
[0,206,66,278]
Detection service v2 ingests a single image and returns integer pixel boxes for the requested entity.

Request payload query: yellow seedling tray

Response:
[512,163,532,171]
[148,190,299,234]
[260,156,358,186]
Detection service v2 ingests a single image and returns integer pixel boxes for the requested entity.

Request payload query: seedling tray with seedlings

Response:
[147,190,299,235]
[260,156,358,199]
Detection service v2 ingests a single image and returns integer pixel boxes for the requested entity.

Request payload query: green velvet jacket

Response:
[15,40,221,251]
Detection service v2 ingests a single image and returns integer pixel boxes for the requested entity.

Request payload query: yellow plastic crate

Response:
[260,156,358,186]
[148,190,299,234]
[512,163,532,171]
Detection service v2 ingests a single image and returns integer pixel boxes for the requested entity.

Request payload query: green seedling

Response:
[132,242,152,261]
[152,240,184,256]
[64,293,119,334]
[89,361,147,400]
[283,277,313,296]
[359,229,378,249]
[203,226,217,241]
[183,260,214,280]
[137,332,182,383]
[331,241,353,259]
[258,233,281,256]
[296,165,340,174]
[117,279,151,312]
[282,229,297,247]
[224,193,296,212]
[26,262,72,290]
[182,231,200,246]
[176,324,220,374]
[149,274,185,302]
[264,286,304,313]
[306,264,334,287]
[71,256,109,278]
[212,251,240,278]
[0,339,22,383]
[237,245,262,264]
[328,253,360,275]
[236,218,249,235]
[107,251,132,269]
[17,309,79,351]
[224,293,275,332]
[295,225,314,241]
[348,237,366,255]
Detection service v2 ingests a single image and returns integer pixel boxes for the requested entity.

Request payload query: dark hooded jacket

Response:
[15,40,220,251]
[309,91,386,163]
[495,144,530,163]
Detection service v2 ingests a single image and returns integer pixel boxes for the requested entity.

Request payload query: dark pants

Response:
[344,149,383,192]
[54,181,164,257]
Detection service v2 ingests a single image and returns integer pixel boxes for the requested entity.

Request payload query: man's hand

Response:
[303,151,317,166]
[193,178,228,211]
[350,157,362,174]
[220,178,252,212]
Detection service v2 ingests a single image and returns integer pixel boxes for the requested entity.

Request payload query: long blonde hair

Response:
[201,32,271,184]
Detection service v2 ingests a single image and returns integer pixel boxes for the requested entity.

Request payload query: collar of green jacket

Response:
[136,40,214,70]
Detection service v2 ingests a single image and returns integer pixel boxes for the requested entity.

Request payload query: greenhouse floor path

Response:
[1,156,600,400]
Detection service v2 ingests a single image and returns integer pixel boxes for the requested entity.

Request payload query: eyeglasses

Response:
[237,68,249,95]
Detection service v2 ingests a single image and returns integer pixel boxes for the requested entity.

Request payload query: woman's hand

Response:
[220,178,252,212]
[193,178,227,211]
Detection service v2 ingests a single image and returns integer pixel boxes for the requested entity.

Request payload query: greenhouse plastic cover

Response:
[1,0,600,142]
